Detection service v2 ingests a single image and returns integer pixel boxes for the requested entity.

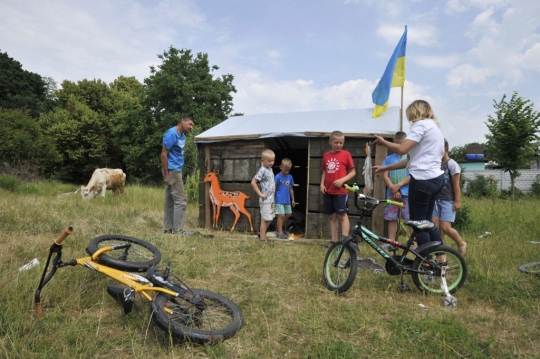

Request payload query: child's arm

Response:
[289,185,295,208]
[251,178,268,199]
[373,158,408,173]
[320,170,327,194]
[452,173,461,211]
[332,168,356,189]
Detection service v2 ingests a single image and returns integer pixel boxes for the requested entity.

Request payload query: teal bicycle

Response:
[322,184,467,308]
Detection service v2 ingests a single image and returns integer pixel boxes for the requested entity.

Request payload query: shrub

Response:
[0,174,19,192]
[185,169,200,202]
[531,174,540,197]
[454,202,472,230]
[500,187,525,199]
[465,174,499,198]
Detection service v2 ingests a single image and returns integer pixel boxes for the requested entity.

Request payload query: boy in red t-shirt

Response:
[320,131,356,243]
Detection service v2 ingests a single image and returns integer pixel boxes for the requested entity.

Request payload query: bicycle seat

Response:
[404,220,436,232]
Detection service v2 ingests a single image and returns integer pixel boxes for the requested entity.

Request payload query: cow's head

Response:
[80,185,97,200]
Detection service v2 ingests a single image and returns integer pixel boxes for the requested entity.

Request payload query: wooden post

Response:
[371,143,388,236]
[204,145,211,229]
[400,87,404,131]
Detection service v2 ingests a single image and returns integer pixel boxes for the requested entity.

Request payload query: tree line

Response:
[0,47,235,183]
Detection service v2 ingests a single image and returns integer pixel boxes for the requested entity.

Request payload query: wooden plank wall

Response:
[198,137,389,238]
[198,140,266,232]
[306,137,388,239]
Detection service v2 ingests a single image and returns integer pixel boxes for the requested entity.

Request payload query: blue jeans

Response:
[164,170,187,233]
[408,174,444,246]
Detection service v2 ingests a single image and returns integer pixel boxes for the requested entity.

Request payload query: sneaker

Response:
[277,232,288,239]
[163,229,173,234]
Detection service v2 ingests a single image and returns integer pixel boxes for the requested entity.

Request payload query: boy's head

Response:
[329,130,345,153]
[279,158,292,174]
[393,131,407,144]
[444,139,449,153]
[261,149,275,169]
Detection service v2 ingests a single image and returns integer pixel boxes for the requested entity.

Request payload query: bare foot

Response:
[458,242,467,255]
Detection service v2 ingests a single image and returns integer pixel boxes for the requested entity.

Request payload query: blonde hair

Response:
[261,149,275,160]
[406,100,439,126]
[280,158,292,169]
[330,130,345,140]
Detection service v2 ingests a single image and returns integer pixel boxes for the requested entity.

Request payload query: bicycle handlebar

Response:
[54,227,73,245]
[342,184,404,208]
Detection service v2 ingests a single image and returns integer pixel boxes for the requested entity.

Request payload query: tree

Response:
[122,47,236,181]
[0,107,60,173]
[485,92,540,198]
[0,50,49,117]
[40,95,111,182]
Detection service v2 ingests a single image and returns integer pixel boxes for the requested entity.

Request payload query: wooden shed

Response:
[194,107,401,239]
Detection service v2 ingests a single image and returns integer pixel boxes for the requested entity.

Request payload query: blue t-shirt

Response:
[274,173,295,204]
[162,126,187,171]
[382,153,409,197]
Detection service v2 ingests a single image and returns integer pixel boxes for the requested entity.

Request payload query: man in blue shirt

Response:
[161,115,194,234]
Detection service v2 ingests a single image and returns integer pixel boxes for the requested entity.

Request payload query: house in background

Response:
[194,107,402,239]
[458,144,487,170]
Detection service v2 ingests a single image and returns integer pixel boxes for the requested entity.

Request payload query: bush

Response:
[0,174,19,192]
[465,174,499,198]
[500,187,525,199]
[185,169,200,202]
[531,174,540,197]
[454,202,472,230]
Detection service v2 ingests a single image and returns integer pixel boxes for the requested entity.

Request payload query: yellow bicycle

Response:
[35,227,243,344]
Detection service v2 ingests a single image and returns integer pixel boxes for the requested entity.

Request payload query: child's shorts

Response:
[275,204,292,215]
[323,193,348,215]
[260,203,275,221]
[433,200,456,222]
[384,196,410,221]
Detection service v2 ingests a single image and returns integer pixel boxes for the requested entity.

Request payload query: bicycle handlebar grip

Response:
[386,199,404,208]
[343,184,360,192]
[54,226,73,245]
[35,302,43,319]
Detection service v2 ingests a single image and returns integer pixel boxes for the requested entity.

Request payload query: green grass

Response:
[1,181,539,358]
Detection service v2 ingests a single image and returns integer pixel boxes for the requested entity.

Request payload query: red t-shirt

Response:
[322,150,355,195]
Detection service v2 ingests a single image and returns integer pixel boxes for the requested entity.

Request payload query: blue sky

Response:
[1,0,539,148]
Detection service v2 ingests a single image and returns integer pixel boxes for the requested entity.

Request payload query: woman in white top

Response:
[372,100,445,246]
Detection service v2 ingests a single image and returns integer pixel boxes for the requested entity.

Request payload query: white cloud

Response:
[446,64,494,88]
[415,55,460,68]
[376,24,437,47]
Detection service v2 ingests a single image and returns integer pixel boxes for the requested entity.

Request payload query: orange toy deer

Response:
[203,171,254,233]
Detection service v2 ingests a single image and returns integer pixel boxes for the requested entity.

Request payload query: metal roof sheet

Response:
[194,106,401,143]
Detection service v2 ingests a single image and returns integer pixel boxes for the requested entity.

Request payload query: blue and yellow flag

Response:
[372,26,407,118]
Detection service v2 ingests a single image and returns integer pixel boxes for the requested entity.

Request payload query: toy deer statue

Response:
[203,171,254,233]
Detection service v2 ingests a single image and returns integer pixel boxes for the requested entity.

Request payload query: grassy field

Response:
[0,181,539,358]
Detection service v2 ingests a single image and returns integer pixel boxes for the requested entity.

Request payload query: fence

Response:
[461,169,540,193]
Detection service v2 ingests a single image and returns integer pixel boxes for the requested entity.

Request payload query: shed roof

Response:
[194,106,401,143]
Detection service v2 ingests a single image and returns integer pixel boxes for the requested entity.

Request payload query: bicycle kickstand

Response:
[398,269,410,292]
[440,266,457,308]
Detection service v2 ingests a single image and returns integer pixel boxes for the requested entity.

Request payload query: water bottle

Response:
[18,258,40,271]
[478,231,491,239]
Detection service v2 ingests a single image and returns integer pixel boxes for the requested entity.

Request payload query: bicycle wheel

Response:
[322,241,358,294]
[518,262,540,275]
[411,245,467,295]
[86,234,161,272]
[151,289,243,344]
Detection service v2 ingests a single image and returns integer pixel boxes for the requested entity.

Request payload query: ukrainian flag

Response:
[372,26,407,118]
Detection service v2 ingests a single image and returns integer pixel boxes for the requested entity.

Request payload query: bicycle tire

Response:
[86,234,162,272]
[151,289,243,344]
[518,262,540,275]
[411,245,467,294]
[322,241,358,294]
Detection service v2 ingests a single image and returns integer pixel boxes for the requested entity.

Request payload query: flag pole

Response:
[400,86,404,131]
